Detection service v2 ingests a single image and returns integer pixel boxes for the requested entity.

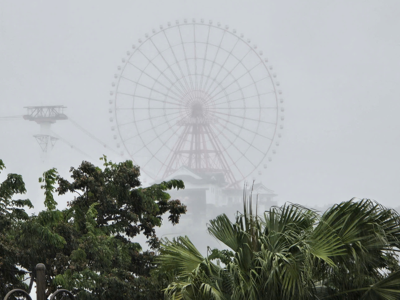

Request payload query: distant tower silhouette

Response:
[23,106,67,158]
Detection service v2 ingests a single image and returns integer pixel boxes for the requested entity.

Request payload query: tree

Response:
[158,196,400,299]
[0,159,34,297]
[0,157,187,299]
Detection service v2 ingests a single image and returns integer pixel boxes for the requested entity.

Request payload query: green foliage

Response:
[159,236,227,300]
[39,168,58,210]
[0,160,33,298]
[159,198,400,300]
[0,157,187,299]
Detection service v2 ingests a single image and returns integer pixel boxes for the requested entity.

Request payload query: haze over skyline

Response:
[1,0,400,215]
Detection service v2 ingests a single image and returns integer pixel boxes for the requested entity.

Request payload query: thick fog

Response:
[1,0,400,226]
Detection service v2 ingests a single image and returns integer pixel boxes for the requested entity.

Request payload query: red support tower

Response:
[162,91,238,187]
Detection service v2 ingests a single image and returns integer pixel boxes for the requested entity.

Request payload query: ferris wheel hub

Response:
[190,101,204,118]
[181,89,213,121]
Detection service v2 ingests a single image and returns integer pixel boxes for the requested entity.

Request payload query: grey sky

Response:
[1,0,400,214]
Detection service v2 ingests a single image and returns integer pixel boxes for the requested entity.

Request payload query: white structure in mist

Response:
[23,105,67,159]
[109,19,284,215]
[165,166,277,220]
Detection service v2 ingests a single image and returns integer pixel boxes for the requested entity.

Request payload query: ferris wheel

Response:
[109,19,284,187]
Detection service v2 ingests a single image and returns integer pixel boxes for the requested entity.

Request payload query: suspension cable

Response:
[67,117,120,155]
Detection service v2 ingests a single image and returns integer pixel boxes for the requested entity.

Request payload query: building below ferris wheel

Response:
[163,166,277,222]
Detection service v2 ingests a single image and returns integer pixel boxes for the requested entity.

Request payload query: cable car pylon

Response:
[23,105,67,160]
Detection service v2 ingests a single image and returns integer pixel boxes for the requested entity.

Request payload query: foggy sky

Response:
[1,0,400,215]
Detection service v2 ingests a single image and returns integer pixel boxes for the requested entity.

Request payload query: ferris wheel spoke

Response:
[127,62,183,100]
[206,124,250,178]
[118,110,181,127]
[211,110,276,125]
[203,37,241,97]
[117,88,182,106]
[211,116,273,141]
[158,124,192,178]
[213,107,275,109]
[193,23,199,92]
[119,107,180,110]
[136,49,185,97]
[204,124,243,182]
[212,120,266,157]
[141,120,186,172]
[204,47,252,101]
[212,76,273,104]
[192,27,205,104]
[198,25,212,95]
[214,91,276,107]
[147,38,189,96]
[177,25,195,91]
[201,29,227,93]
[122,113,182,142]
[209,60,263,101]
[131,119,182,157]
[162,31,192,95]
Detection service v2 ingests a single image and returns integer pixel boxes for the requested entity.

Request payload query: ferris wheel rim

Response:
[110,19,284,183]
